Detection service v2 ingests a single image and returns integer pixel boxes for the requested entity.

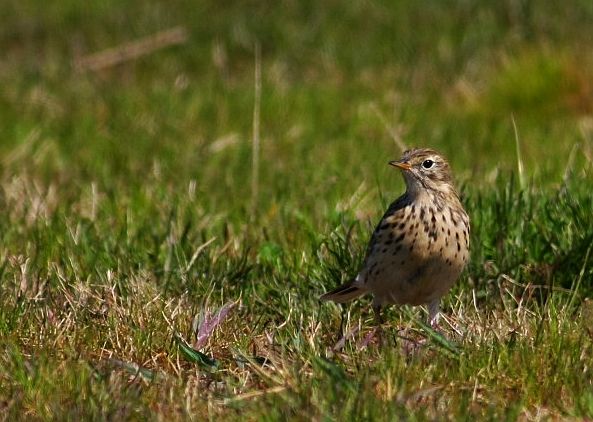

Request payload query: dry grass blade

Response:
[74,26,188,71]
[251,42,262,220]
[511,114,525,189]
[369,102,407,153]
[186,237,217,273]
[219,385,286,405]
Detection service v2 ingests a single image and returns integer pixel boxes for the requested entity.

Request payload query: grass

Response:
[1,0,593,419]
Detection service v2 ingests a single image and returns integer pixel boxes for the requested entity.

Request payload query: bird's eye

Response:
[422,159,435,169]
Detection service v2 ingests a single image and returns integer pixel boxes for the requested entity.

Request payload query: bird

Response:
[320,148,470,329]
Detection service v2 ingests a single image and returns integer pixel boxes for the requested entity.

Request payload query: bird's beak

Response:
[389,160,412,171]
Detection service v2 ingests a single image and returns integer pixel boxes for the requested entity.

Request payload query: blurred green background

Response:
[3,1,592,206]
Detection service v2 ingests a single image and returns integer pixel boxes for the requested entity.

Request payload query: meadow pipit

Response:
[321,148,470,328]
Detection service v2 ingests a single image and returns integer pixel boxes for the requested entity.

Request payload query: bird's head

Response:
[389,148,457,197]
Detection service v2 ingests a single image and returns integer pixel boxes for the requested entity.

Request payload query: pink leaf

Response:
[332,326,360,352]
[194,301,236,349]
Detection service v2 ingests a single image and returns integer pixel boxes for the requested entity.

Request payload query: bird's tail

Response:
[320,280,367,303]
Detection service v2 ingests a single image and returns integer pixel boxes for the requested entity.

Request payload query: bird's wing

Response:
[360,192,411,272]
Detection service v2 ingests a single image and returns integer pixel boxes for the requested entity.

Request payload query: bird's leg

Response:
[338,306,346,341]
[399,302,441,355]
[427,299,440,330]
[373,303,384,326]
[371,302,388,346]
